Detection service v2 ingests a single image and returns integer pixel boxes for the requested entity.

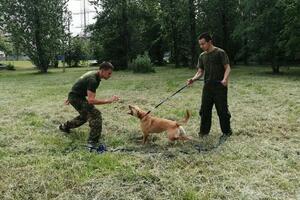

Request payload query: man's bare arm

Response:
[87,90,120,105]
[221,64,231,86]
[187,68,204,85]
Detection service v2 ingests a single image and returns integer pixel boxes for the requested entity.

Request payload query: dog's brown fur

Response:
[128,105,192,144]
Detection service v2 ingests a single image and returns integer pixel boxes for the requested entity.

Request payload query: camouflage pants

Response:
[64,95,102,145]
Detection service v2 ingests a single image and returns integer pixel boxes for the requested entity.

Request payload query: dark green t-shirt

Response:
[197,47,229,82]
[70,71,101,97]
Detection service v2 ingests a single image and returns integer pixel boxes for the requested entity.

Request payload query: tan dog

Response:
[128,105,191,144]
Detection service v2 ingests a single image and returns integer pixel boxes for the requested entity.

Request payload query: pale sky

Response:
[68,0,98,36]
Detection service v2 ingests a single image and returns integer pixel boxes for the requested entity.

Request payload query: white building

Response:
[0,51,5,60]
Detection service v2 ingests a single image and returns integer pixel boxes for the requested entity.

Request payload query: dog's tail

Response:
[177,110,190,125]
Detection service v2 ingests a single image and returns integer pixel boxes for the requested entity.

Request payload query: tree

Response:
[86,0,299,70]
[197,0,239,63]
[90,0,166,69]
[0,34,13,58]
[278,0,300,60]
[89,0,130,70]
[65,36,91,67]
[129,0,165,65]
[1,0,69,73]
[233,0,292,73]
[160,0,192,67]
[189,0,197,67]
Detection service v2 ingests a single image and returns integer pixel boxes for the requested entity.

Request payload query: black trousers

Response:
[199,83,232,135]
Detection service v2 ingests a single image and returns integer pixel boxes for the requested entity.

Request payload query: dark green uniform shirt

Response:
[70,71,101,97]
[197,47,229,82]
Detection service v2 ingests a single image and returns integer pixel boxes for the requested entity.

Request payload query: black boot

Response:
[218,132,232,145]
[59,124,70,134]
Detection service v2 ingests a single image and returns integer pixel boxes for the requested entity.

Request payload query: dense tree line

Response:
[0,0,299,73]
[0,0,69,73]
[89,0,300,73]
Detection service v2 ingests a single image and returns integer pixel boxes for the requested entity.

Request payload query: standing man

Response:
[187,32,232,144]
[59,61,120,149]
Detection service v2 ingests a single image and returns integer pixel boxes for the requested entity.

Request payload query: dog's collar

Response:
[139,112,149,120]
[142,111,151,117]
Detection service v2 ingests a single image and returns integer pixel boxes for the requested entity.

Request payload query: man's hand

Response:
[187,78,194,86]
[109,95,120,103]
[221,79,228,87]
[64,99,70,105]
[187,68,203,86]
[221,64,230,87]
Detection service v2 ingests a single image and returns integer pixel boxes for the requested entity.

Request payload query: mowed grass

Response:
[0,60,91,70]
[1,60,34,70]
[0,66,299,200]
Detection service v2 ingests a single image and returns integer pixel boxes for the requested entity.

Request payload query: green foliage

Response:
[232,0,299,72]
[0,0,70,73]
[89,0,166,69]
[160,0,195,67]
[88,0,299,72]
[278,0,300,57]
[197,0,239,61]
[1,0,299,73]
[6,63,15,70]
[0,35,13,55]
[65,37,91,67]
[130,53,155,73]
[89,0,130,69]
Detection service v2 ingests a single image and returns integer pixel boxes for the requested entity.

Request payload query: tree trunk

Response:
[272,65,280,74]
[34,6,48,73]
[244,38,248,65]
[150,36,164,65]
[220,3,229,53]
[189,0,197,67]
[172,25,179,67]
[121,0,129,69]
[169,0,179,67]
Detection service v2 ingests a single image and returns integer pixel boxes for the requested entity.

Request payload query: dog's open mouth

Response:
[127,105,133,115]
[128,110,133,115]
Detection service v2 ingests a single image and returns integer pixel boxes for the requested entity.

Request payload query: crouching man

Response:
[59,61,120,150]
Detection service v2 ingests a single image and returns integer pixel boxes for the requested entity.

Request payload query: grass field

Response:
[0,60,91,70]
[1,60,34,70]
[0,66,299,199]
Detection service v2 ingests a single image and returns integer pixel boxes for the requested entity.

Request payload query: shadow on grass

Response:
[61,129,222,157]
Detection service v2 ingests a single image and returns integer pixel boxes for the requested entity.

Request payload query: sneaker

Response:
[218,133,231,145]
[59,124,70,134]
[96,144,107,153]
[86,143,107,153]
[198,132,209,138]
[195,144,204,151]
[86,143,97,152]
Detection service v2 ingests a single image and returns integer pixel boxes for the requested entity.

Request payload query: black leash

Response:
[145,81,198,116]
[66,136,231,155]
[144,79,216,116]
[144,84,189,115]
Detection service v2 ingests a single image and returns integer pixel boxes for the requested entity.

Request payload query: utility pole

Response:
[62,11,71,73]
[83,0,86,37]
[73,0,96,37]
